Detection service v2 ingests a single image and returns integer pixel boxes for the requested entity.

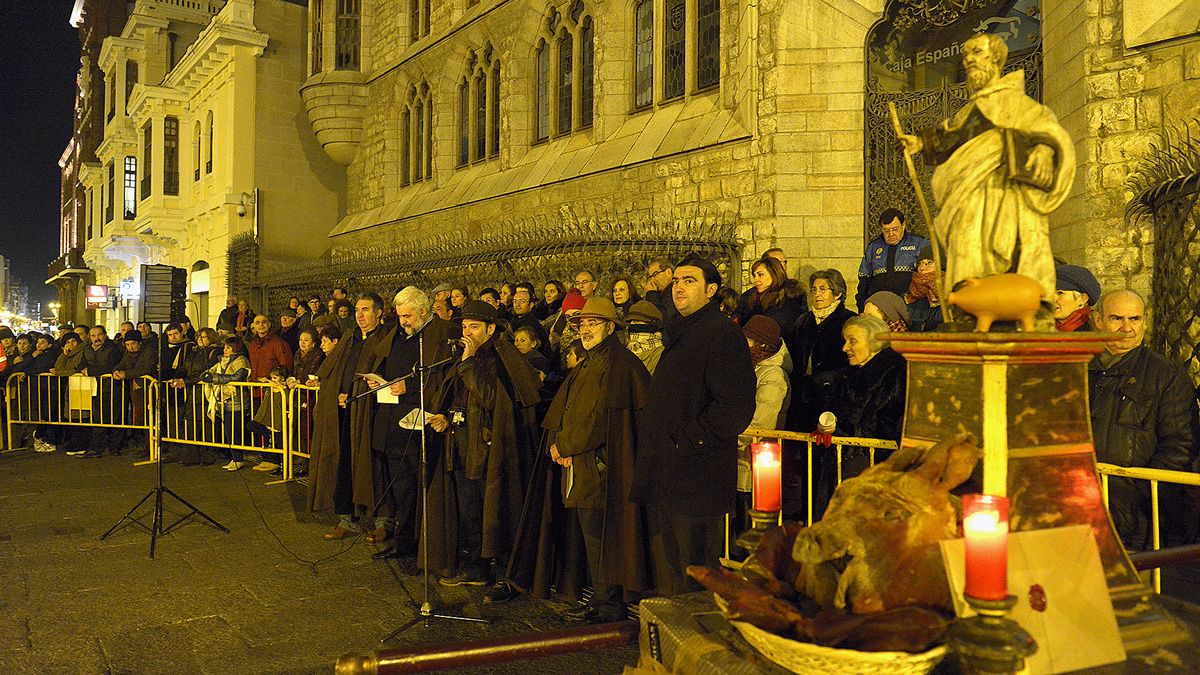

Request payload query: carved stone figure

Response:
[900,33,1076,302]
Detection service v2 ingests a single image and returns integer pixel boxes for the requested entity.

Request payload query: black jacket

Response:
[1089,346,1198,548]
[788,304,855,430]
[824,347,907,443]
[82,340,122,376]
[631,300,756,516]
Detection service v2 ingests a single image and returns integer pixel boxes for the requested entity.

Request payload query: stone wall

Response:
[1045,0,1200,298]
[319,0,890,293]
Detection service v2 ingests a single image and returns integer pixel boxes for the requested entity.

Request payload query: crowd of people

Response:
[0,209,1197,620]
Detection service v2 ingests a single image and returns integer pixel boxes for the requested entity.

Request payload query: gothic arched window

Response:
[556,30,573,135]
[633,0,653,109]
[535,39,550,142]
[457,48,501,167]
[696,0,720,90]
[580,17,594,128]
[402,81,433,184]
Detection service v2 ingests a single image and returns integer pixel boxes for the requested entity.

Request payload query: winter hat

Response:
[456,299,499,324]
[571,297,625,329]
[560,289,587,314]
[742,315,782,352]
[865,291,911,324]
[1055,264,1101,305]
[627,300,662,327]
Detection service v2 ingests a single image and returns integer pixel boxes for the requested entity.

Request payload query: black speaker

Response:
[139,264,187,324]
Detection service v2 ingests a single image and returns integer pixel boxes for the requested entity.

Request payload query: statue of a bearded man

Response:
[900,33,1075,302]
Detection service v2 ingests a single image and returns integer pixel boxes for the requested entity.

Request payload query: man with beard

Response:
[366,286,455,558]
[159,323,195,459]
[427,300,541,587]
[308,293,387,539]
[509,283,551,358]
[548,298,651,623]
[899,33,1075,302]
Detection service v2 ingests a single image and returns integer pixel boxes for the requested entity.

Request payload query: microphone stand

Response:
[381,330,489,641]
[101,321,228,557]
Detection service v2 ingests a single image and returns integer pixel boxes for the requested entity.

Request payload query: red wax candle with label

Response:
[751,441,782,512]
[962,493,1009,601]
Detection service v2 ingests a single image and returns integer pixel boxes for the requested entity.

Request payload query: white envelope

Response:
[940,525,1125,673]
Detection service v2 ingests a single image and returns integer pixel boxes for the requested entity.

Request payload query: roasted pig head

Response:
[792,434,979,614]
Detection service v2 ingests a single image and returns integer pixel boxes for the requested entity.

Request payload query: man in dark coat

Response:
[366,286,455,558]
[112,331,157,455]
[427,300,542,586]
[307,294,387,538]
[1089,290,1198,549]
[510,283,551,358]
[548,297,652,622]
[278,309,301,354]
[631,256,756,595]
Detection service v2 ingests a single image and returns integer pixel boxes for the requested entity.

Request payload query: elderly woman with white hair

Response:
[811,313,908,516]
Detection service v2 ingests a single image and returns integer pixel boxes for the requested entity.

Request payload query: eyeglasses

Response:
[811,285,834,293]
[577,319,606,328]
[648,268,669,277]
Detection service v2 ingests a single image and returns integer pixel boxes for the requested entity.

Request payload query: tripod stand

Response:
[366,325,489,641]
[101,322,228,557]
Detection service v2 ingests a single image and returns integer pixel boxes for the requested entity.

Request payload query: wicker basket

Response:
[730,620,948,675]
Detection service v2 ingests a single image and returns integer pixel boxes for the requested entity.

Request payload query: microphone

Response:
[446,338,461,351]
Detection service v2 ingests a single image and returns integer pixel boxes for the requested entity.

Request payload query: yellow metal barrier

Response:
[1096,462,1200,593]
[5,373,159,462]
[159,380,293,480]
[743,427,899,526]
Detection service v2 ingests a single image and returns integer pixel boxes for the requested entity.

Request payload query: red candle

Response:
[962,493,1009,601]
[751,441,782,512]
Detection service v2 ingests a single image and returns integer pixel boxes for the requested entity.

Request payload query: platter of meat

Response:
[688,434,981,674]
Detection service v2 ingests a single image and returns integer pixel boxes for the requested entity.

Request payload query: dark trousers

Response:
[577,507,624,618]
[371,440,419,546]
[454,470,487,577]
[646,505,724,596]
[333,407,355,517]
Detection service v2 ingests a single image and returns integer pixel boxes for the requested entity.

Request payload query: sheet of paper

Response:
[940,524,1125,673]
[376,388,399,404]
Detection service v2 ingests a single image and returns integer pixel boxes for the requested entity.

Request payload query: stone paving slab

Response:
[0,449,638,673]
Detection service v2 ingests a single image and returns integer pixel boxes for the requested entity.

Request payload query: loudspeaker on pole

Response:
[139,264,188,324]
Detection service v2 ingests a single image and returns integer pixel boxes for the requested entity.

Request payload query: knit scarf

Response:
[905,270,940,304]
[812,303,839,324]
[1056,306,1092,332]
[749,343,778,366]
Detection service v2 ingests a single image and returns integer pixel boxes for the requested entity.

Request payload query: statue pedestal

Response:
[889,332,1189,653]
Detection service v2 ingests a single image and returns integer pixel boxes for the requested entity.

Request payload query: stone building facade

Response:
[49,0,130,327]
[294,0,1198,309]
[77,0,341,330]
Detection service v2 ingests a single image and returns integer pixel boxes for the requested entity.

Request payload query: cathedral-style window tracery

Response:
[535,3,594,141]
[457,47,501,167]
[402,81,434,184]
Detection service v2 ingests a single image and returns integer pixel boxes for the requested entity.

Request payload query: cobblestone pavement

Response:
[0,449,638,674]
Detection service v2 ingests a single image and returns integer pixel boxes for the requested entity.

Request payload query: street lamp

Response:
[48,301,60,323]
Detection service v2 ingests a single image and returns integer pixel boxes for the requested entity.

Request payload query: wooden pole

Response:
[888,101,952,324]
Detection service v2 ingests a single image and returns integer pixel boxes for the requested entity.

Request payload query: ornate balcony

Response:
[300,70,367,166]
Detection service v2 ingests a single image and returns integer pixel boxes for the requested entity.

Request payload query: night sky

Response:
[0,3,79,309]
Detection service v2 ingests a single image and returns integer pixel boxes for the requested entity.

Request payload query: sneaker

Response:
[483,581,519,604]
[34,440,56,453]
[222,461,244,471]
[253,461,280,472]
[66,450,86,456]
[438,571,489,588]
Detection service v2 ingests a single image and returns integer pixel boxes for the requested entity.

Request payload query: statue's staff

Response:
[888,101,952,325]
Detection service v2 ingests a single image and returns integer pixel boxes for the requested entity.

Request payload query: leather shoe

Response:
[483,581,519,604]
[371,546,407,561]
[365,527,392,544]
[323,525,355,541]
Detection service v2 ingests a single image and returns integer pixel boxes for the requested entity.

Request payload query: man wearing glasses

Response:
[548,297,651,622]
[643,258,679,324]
[573,271,599,300]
